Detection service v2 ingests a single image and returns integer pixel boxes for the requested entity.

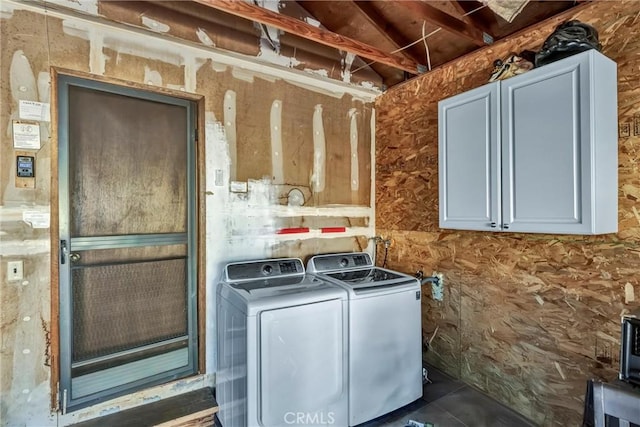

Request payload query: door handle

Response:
[60,240,68,265]
[70,253,81,263]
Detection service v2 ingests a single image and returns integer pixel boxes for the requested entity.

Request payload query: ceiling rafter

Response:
[450,1,480,26]
[350,1,424,68]
[450,0,496,34]
[399,1,494,46]
[191,0,424,74]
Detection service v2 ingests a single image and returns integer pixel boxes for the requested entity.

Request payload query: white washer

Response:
[216,258,348,427]
[307,252,422,426]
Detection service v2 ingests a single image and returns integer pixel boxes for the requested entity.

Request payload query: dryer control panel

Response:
[308,252,373,272]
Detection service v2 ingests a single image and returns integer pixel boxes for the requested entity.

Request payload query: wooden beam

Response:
[399,1,493,46]
[351,0,424,66]
[449,0,474,24]
[191,0,424,74]
[451,0,496,34]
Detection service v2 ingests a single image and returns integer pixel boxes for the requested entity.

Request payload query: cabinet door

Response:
[439,82,500,231]
[501,53,592,233]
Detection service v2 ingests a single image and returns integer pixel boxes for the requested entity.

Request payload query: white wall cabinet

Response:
[438,50,618,234]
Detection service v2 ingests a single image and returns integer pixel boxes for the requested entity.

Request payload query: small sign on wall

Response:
[15,150,36,189]
[18,100,50,122]
[12,121,41,149]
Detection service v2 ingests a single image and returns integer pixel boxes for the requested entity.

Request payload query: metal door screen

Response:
[57,75,197,412]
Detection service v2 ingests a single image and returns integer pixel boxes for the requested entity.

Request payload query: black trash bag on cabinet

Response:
[535,20,602,67]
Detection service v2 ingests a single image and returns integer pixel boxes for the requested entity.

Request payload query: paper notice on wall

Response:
[18,100,51,122]
[12,121,41,149]
[22,211,50,229]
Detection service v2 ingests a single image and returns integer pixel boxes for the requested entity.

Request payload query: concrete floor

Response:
[357,365,536,427]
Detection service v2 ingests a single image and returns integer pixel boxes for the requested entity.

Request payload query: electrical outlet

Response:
[431,271,444,301]
[7,261,23,281]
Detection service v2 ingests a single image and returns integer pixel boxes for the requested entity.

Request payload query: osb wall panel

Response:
[376,2,640,426]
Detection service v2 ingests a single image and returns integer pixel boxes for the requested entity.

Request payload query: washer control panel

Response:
[226,258,304,281]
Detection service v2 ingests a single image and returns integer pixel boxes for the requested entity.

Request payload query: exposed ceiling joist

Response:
[451,0,497,33]
[451,0,498,32]
[350,1,424,66]
[192,0,424,74]
[400,1,493,46]
[449,1,481,27]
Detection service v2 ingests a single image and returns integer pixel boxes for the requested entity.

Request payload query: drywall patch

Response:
[10,51,38,103]
[144,66,163,86]
[223,90,237,181]
[311,104,326,193]
[196,28,215,47]
[304,68,329,79]
[210,61,228,73]
[342,52,356,83]
[270,100,284,184]
[183,56,203,93]
[62,19,183,67]
[141,16,170,33]
[102,34,183,67]
[231,68,255,83]
[235,68,277,84]
[258,48,301,69]
[349,108,359,191]
[358,81,377,90]
[88,29,106,75]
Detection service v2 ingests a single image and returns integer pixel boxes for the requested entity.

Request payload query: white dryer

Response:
[216,258,348,427]
[307,252,422,426]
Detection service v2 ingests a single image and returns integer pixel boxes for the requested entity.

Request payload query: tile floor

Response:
[214,365,536,427]
[357,365,536,427]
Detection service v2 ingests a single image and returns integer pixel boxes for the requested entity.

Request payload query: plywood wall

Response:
[0,2,376,425]
[375,2,640,426]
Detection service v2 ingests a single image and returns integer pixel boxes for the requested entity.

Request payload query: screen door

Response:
[57,75,198,412]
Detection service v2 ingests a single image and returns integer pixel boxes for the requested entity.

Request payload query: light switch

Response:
[7,261,23,281]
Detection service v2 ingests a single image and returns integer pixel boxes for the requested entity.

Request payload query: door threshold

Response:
[70,387,218,427]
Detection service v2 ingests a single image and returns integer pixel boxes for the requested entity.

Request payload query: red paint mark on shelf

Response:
[320,227,346,233]
[277,227,310,234]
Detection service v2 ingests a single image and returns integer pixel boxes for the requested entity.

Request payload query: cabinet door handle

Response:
[490,222,497,228]
[503,224,510,229]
